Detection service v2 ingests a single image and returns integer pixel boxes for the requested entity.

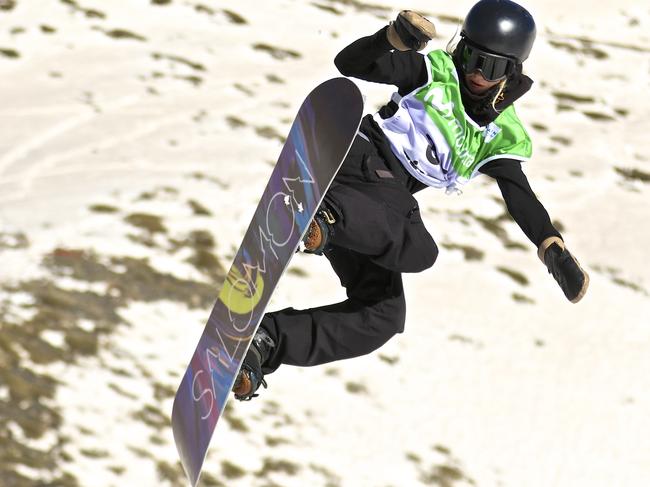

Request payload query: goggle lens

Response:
[461,43,514,82]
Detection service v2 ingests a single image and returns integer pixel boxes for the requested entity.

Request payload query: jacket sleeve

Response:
[334,26,428,95]
[479,159,563,247]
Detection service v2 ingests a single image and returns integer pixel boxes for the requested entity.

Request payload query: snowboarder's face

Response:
[465,71,501,94]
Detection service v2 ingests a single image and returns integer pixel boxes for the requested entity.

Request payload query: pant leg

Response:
[260,245,406,373]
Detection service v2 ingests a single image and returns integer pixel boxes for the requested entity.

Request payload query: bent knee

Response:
[372,292,406,336]
[391,293,407,333]
[423,240,439,270]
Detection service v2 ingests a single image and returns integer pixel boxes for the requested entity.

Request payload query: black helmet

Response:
[461,0,536,63]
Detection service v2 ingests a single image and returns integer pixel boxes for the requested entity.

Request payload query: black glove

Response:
[539,237,589,303]
[387,10,436,51]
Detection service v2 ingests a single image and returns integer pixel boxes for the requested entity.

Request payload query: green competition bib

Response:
[374,49,532,193]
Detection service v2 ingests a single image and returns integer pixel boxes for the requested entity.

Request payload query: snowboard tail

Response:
[171,78,364,486]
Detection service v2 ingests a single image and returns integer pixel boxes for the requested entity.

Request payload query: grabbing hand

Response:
[538,237,589,303]
[387,10,436,51]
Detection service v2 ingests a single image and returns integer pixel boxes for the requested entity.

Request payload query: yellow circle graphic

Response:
[220,266,265,316]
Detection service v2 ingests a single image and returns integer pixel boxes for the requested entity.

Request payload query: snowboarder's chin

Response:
[465,73,498,94]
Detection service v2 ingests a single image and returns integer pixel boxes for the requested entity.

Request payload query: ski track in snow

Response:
[0,106,204,202]
[0,95,140,175]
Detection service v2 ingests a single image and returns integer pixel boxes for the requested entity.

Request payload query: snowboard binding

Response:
[302,207,337,255]
[232,328,275,401]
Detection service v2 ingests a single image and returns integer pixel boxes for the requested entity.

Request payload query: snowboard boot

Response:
[302,207,336,255]
[232,328,275,401]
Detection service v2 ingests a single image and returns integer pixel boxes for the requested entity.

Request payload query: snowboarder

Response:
[232,0,589,401]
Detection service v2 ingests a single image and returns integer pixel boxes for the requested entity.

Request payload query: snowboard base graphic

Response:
[171,77,364,486]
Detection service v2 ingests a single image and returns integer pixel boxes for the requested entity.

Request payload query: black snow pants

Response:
[261,129,438,373]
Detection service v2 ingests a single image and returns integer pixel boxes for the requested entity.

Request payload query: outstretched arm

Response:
[480,158,561,246]
[480,159,589,303]
[334,17,430,94]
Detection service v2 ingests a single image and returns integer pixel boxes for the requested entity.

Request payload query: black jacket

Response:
[334,27,561,247]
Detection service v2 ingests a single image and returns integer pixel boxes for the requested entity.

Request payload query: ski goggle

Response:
[459,41,515,82]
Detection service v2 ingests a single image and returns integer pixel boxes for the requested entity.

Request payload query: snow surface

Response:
[0,1,649,486]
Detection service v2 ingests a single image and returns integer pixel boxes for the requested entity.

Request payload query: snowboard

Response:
[171,77,364,486]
